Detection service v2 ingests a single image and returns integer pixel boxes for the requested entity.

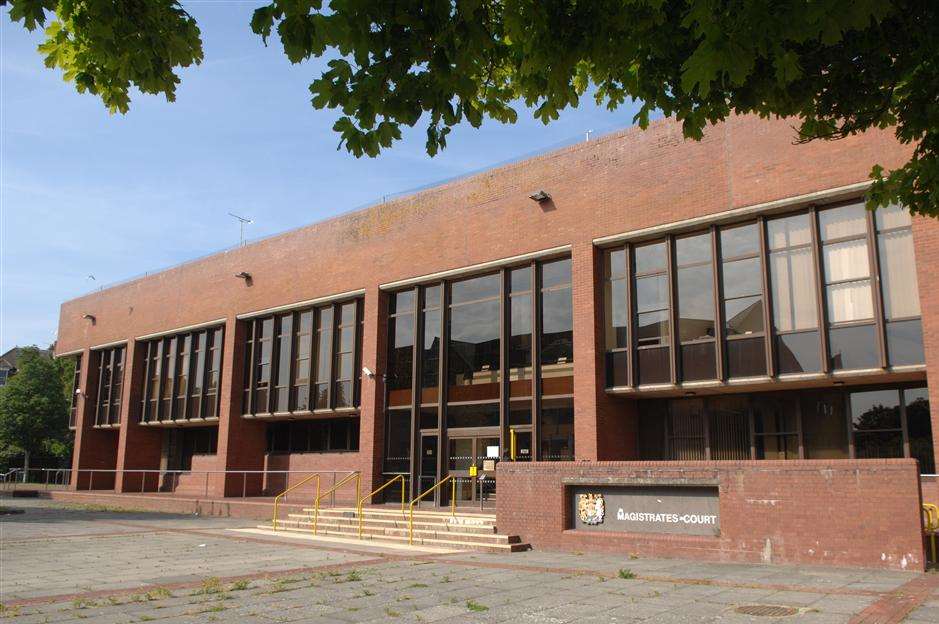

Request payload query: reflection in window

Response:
[387,291,415,407]
[876,204,924,366]
[541,258,573,396]
[421,286,441,404]
[634,241,671,384]
[820,203,878,370]
[802,390,848,459]
[93,345,124,427]
[676,233,716,381]
[850,389,902,459]
[333,302,357,408]
[509,267,533,397]
[68,355,82,429]
[448,274,501,403]
[906,388,934,473]
[268,418,360,454]
[753,395,799,459]
[384,409,411,473]
[721,223,766,378]
[540,398,574,460]
[768,213,820,374]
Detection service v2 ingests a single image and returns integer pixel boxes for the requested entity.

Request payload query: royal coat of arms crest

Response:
[577,493,605,525]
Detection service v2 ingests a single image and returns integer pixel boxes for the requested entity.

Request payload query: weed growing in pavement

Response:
[384,607,401,617]
[618,569,636,579]
[194,577,223,595]
[229,580,250,591]
[145,587,172,601]
[466,600,489,612]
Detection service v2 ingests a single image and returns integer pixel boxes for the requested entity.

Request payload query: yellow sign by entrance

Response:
[469,465,478,477]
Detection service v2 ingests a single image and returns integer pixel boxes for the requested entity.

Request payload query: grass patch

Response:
[71,598,96,609]
[229,579,251,591]
[408,582,429,588]
[201,603,227,613]
[466,601,489,612]
[618,568,636,580]
[343,570,362,582]
[384,607,401,617]
[194,577,224,595]
[145,587,173,601]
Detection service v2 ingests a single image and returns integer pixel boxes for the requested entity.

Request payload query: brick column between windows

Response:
[114,339,163,492]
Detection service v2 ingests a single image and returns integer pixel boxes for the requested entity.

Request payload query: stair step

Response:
[284,513,497,533]
[258,524,529,553]
[303,507,496,521]
[267,520,514,543]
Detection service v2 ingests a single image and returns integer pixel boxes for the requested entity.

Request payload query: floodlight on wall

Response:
[362,366,375,379]
[82,313,96,325]
[235,271,252,280]
[528,190,551,203]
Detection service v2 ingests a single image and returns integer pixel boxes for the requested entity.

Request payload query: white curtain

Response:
[824,239,870,282]
[878,229,921,319]
[770,248,818,331]
[819,204,867,241]
[827,281,873,323]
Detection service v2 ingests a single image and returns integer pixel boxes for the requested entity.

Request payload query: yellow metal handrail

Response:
[357,475,407,539]
[272,473,321,532]
[407,475,456,545]
[510,429,517,460]
[924,503,939,564]
[312,471,360,535]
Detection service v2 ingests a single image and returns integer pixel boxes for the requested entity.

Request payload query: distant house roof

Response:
[0,346,53,371]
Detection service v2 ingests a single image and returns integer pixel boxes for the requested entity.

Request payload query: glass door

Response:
[447,436,500,505]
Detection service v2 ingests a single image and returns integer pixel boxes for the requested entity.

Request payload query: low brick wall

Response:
[496,460,926,571]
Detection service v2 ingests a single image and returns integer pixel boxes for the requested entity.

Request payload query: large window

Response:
[92,345,124,427]
[603,201,923,388]
[266,418,359,454]
[68,354,82,429]
[140,326,224,423]
[637,385,932,471]
[819,204,879,370]
[384,255,574,472]
[241,298,362,416]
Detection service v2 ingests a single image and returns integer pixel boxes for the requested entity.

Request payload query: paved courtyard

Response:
[0,499,937,623]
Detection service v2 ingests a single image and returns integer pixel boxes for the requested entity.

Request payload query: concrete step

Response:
[268,520,520,544]
[303,506,497,522]
[258,523,529,553]
[284,513,498,534]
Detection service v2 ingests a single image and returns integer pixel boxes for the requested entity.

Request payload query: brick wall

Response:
[497,460,925,571]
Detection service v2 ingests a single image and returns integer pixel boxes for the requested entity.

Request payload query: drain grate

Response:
[734,605,798,617]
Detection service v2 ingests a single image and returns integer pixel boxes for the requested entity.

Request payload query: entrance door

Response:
[447,436,499,505]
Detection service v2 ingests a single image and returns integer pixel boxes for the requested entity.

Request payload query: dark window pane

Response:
[677,265,714,341]
[676,233,711,265]
[451,273,501,304]
[709,396,750,460]
[725,295,764,335]
[637,310,669,346]
[446,403,499,428]
[906,388,934,474]
[855,431,903,459]
[727,337,766,378]
[638,347,670,385]
[635,241,667,274]
[509,292,532,397]
[829,324,879,370]
[508,401,532,426]
[388,312,414,406]
[680,341,716,381]
[540,398,574,461]
[886,319,925,366]
[448,295,500,402]
[419,407,438,430]
[722,257,762,299]
[541,258,572,288]
[421,308,440,402]
[637,400,667,460]
[667,398,706,460]
[541,286,572,366]
[802,390,848,459]
[720,223,759,258]
[850,389,901,430]
[606,350,629,388]
[385,410,411,472]
[777,331,820,374]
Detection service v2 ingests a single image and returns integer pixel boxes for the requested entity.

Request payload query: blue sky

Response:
[1,3,646,353]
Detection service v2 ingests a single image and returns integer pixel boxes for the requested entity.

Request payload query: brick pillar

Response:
[218,316,266,497]
[571,242,636,461]
[912,216,939,474]
[70,348,120,490]
[114,340,163,492]
[358,284,386,495]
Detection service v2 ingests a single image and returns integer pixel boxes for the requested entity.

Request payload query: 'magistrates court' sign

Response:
[570,485,720,536]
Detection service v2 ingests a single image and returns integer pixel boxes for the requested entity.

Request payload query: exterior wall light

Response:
[82,314,96,325]
[235,271,252,280]
[528,190,551,203]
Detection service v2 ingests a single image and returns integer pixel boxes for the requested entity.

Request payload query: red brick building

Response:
[56,115,938,569]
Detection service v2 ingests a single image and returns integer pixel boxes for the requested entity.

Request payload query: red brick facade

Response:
[55,114,938,568]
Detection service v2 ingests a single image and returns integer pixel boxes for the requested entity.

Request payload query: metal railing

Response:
[0,468,72,491]
[924,503,939,565]
[358,475,407,538]
[312,472,360,535]
[273,474,321,532]
[407,475,456,546]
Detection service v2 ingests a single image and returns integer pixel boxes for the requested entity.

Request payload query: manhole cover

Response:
[734,605,798,617]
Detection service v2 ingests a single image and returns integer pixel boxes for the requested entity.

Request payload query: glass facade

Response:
[266,418,360,454]
[383,256,575,479]
[68,354,82,429]
[603,202,924,388]
[241,298,362,416]
[636,384,933,472]
[92,345,124,427]
[140,326,224,424]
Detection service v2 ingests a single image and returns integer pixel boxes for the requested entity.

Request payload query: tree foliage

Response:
[6,1,939,217]
[0,347,71,465]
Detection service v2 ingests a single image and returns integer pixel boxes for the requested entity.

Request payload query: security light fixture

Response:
[529,190,551,203]
[362,366,375,379]
[235,271,252,280]
[82,313,96,325]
